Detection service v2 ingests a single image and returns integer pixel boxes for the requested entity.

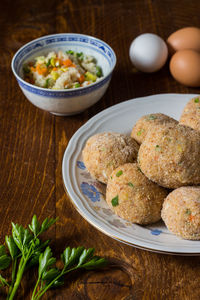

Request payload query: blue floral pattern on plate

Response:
[81,182,101,202]
[150,229,162,236]
[77,160,163,235]
[77,161,86,170]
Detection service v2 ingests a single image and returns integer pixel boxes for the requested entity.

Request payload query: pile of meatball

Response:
[82,96,200,240]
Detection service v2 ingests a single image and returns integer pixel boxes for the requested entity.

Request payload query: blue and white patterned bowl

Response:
[11,33,116,116]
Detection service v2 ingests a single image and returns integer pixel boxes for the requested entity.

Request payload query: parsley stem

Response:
[32,267,78,300]
[7,258,17,298]
[8,257,26,300]
[31,277,41,300]
[8,245,33,300]
[0,274,10,287]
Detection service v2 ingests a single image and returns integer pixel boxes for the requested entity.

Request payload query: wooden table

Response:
[1,0,200,299]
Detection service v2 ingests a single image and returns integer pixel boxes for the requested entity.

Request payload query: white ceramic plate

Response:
[62,93,200,255]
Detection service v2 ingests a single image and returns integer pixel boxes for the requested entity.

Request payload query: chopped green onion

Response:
[44,78,50,88]
[194,98,199,103]
[116,170,123,177]
[155,145,161,151]
[74,83,80,88]
[111,195,119,207]
[148,115,157,120]
[96,66,102,77]
[128,182,134,188]
[77,52,83,57]
[185,208,191,215]
[110,176,113,179]
[66,50,74,55]
[137,129,143,136]
[46,59,51,67]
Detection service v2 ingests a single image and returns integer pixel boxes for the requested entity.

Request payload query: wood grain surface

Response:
[1,0,200,299]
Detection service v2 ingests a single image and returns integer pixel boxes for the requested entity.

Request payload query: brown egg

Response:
[167,27,200,55]
[169,50,200,87]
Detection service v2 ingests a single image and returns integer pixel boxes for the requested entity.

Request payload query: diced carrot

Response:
[30,66,36,72]
[38,68,47,75]
[78,74,85,84]
[62,59,73,67]
[36,64,47,75]
[53,67,58,71]
[71,63,76,68]
[189,215,195,222]
[36,64,41,71]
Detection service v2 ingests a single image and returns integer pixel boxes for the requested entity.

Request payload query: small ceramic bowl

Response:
[11,33,116,116]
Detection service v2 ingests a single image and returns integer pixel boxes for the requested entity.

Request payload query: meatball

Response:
[131,113,178,144]
[180,96,200,131]
[138,124,200,188]
[82,132,139,184]
[106,163,168,225]
[161,187,200,240]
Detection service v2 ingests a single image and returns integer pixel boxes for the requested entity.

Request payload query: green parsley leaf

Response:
[0,255,11,270]
[5,236,19,259]
[111,195,119,207]
[194,98,199,103]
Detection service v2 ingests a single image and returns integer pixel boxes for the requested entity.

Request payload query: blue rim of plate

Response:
[11,33,116,98]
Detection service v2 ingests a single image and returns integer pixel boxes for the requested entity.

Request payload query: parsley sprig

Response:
[0,215,107,299]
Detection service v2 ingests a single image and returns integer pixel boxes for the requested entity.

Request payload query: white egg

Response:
[129,33,168,72]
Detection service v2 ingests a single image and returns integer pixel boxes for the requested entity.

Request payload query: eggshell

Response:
[129,33,168,73]
[167,27,200,54]
[169,50,200,87]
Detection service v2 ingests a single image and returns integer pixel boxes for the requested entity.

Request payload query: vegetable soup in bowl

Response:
[11,33,116,116]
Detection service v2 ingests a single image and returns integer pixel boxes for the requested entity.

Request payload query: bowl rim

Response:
[11,33,117,93]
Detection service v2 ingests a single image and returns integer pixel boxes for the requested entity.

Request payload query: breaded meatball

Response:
[138,124,200,188]
[106,163,168,225]
[82,132,139,184]
[161,187,200,240]
[180,96,200,131]
[131,113,178,144]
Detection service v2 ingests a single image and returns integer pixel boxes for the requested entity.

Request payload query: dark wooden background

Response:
[1,0,200,299]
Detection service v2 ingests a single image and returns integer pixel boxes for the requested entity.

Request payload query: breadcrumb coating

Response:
[180,96,200,131]
[106,163,168,225]
[131,113,178,144]
[138,124,200,188]
[161,186,200,240]
[82,132,139,184]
